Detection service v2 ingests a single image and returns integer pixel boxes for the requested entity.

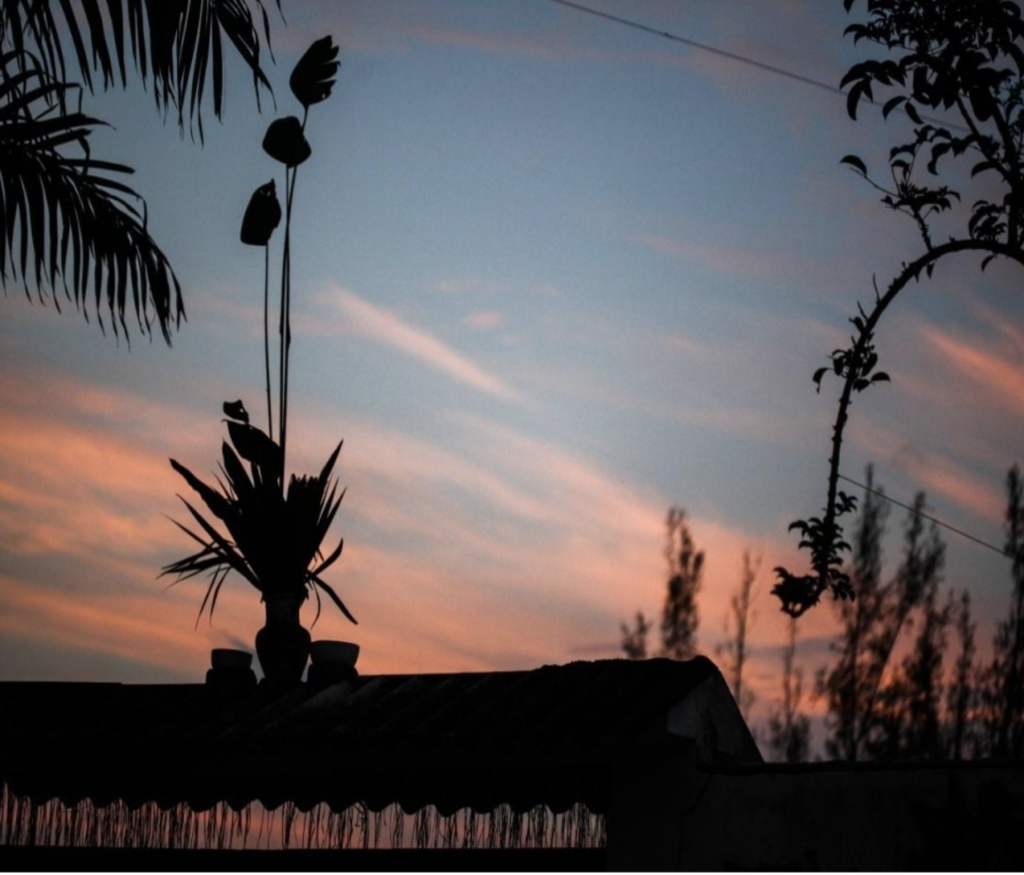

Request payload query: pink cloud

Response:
[0,571,252,680]
[0,366,833,689]
[324,286,523,402]
[922,323,1024,418]
[397,23,626,63]
[461,310,505,330]
[850,419,1004,523]
[631,232,865,303]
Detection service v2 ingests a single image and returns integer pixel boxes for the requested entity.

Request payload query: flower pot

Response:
[255,591,310,685]
[308,640,359,686]
[310,640,359,667]
[211,648,253,670]
[207,649,256,692]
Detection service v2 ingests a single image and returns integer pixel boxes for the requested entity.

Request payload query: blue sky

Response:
[1,0,1022,735]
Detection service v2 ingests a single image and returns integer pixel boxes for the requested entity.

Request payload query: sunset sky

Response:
[1,0,1022,738]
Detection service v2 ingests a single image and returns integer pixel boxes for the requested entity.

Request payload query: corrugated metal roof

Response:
[0,657,755,813]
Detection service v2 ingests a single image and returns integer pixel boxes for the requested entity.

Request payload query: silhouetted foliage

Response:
[620,612,652,661]
[660,507,703,661]
[163,400,351,625]
[619,507,703,662]
[945,590,977,760]
[165,36,354,630]
[983,465,1024,758]
[863,493,945,760]
[718,551,760,719]
[870,563,952,762]
[896,579,952,760]
[767,617,811,763]
[289,34,340,108]
[818,466,889,761]
[776,0,1024,615]
[819,470,949,761]
[0,0,278,340]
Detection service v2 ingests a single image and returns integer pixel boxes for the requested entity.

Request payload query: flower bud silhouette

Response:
[262,117,311,167]
[240,181,282,246]
[290,36,340,108]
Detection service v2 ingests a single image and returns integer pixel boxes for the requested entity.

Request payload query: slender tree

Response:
[859,494,945,759]
[718,550,760,718]
[896,581,953,760]
[660,507,703,661]
[619,507,704,662]
[620,611,652,661]
[819,466,890,761]
[820,470,948,761]
[768,617,811,763]
[946,589,977,760]
[986,465,1024,758]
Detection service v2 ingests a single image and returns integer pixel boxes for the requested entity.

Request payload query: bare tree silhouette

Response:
[945,590,977,760]
[660,507,703,661]
[767,617,810,763]
[718,550,760,719]
[620,612,652,661]
[619,507,703,662]
[983,465,1024,757]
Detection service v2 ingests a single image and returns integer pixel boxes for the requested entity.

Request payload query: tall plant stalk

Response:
[277,107,308,490]
[165,36,354,632]
[264,244,273,443]
[278,165,292,482]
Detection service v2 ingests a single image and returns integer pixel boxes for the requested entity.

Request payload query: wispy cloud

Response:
[325,286,523,402]
[632,231,862,300]
[0,364,829,688]
[398,23,623,63]
[461,310,505,330]
[851,419,1004,523]
[923,323,1024,418]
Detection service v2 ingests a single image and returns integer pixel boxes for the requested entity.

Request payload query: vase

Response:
[255,591,311,685]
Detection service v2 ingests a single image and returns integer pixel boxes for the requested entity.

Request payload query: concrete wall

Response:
[677,762,1024,871]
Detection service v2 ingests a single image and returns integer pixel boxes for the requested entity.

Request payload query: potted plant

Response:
[162,37,353,685]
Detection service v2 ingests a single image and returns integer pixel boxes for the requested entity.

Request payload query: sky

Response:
[1,0,1023,740]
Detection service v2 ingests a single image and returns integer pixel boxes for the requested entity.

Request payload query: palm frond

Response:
[1,0,279,134]
[0,53,183,340]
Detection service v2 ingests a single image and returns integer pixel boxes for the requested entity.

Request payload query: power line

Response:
[838,473,1015,561]
[545,0,846,97]
[542,0,968,133]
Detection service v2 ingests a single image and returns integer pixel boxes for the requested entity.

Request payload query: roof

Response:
[0,657,760,814]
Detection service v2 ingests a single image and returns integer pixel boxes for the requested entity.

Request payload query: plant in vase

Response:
[162,37,353,685]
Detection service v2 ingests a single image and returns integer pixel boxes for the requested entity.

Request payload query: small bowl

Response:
[310,640,359,667]
[211,648,253,670]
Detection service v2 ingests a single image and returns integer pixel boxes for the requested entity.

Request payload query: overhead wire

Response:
[541,0,1006,561]
[839,473,1016,561]
[541,0,969,133]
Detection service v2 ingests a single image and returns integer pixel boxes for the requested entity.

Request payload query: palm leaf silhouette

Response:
[0,0,279,339]
[0,0,278,135]
[0,53,182,339]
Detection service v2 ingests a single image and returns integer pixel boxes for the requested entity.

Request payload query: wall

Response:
[678,762,1024,871]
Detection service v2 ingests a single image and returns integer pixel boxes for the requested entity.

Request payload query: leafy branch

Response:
[778,0,1024,618]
